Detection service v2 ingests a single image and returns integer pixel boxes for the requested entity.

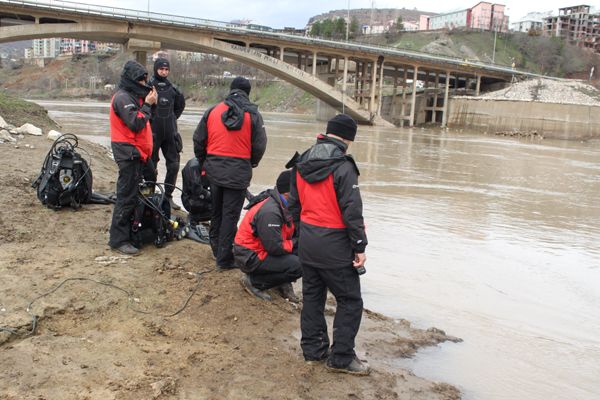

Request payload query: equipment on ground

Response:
[131,182,188,248]
[32,134,93,209]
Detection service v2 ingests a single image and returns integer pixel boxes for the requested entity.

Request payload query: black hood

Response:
[152,57,171,84]
[245,188,292,225]
[221,89,258,131]
[296,136,350,183]
[118,60,152,98]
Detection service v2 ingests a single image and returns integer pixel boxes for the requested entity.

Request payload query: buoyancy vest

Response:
[235,198,295,261]
[109,95,153,161]
[206,102,252,159]
[296,172,346,229]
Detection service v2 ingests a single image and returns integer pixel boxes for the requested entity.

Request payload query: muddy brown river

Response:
[34,99,600,400]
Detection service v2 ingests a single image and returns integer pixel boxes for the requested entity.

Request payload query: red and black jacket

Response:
[233,188,295,273]
[288,135,367,269]
[110,90,153,162]
[192,89,267,189]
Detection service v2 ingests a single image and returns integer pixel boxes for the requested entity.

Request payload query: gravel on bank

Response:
[467,78,600,106]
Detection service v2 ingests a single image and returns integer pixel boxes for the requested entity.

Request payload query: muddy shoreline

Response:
[0,133,461,399]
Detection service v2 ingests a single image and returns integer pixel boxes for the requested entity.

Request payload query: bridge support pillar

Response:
[342,56,348,111]
[442,71,451,128]
[134,51,147,65]
[476,74,481,96]
[432,72,439,123]
[400,68,407,127]
[409,66,418,127]
[312,51,317,76]
[391,66,398,122]
[280,47,284,61]
[369,60,377,113]
[377,59,384,117]
[126,38,160,67]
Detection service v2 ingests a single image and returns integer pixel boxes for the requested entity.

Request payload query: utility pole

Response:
[345,0,350,41]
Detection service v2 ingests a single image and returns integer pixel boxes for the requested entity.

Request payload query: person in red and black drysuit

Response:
[288,114,370,376]
[193,77,267,270]
[108,60,157,255]
[233,170,302,302]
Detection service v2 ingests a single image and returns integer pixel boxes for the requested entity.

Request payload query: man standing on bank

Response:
[288,114,370,375]
[234,170,302,302]
[193,77,267,270]
[108,60,157,255]
[149,57,186,210]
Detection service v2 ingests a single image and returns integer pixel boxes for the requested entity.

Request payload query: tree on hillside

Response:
[350,16,360,38]
[310,21,321,37]
[334,17,347,40]
[396,16,404,32]
[320,19,335,38]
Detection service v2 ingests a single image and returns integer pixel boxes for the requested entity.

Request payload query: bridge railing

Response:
[0,0,553,80]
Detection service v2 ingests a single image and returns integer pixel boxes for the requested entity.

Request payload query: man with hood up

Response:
[149,57,186,210]
[233,170,302,302]
[288,114,370,375]
[193,77,267,270]
[108,60,158,255]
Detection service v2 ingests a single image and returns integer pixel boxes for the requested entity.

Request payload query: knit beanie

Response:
[326,114,358,142]
[276,170,292,194]
[230,76,251,95]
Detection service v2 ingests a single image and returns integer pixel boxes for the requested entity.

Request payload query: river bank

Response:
[0,119,461,398]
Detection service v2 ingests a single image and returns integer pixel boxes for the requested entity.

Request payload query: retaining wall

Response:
[448,98,600,140]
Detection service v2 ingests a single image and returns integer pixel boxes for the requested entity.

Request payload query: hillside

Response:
[308,7,436,26]
[361,29,600,78]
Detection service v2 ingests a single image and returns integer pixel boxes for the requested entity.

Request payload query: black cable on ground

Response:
[0,270,213,340]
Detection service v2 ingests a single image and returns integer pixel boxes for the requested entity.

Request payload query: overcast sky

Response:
[80,0,597,28]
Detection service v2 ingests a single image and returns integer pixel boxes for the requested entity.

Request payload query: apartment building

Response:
[420,2,508,32]
[544,5,600,52]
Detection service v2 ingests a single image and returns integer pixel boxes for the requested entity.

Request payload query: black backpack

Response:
[181,158,212,224]
[32,134,93,210]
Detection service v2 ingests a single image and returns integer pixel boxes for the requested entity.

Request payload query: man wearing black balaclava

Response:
[149,57,186,210]
[108,60,157,255]
[193,77,267,271]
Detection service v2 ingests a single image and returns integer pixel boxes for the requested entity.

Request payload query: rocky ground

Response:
[476,78,600,106]
[0,125,462,399]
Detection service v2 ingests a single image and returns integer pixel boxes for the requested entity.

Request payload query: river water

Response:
[34,99,600,400]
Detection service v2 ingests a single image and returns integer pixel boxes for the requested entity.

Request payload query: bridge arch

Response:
[0,22,379,124]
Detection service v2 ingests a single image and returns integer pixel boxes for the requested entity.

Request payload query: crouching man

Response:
[234,170,301,302]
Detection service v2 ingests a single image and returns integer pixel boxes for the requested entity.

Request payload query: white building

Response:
[510,11,552,32]
[32,38,61,58]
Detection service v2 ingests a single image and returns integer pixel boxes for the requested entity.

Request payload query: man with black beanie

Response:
[149,57,186,210]
[288,114,370,375]
[193,76,267,270]
[108,60,157,255]
[233,170,301,302]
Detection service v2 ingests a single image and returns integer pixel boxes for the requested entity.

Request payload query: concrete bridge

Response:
[0,0,535,126]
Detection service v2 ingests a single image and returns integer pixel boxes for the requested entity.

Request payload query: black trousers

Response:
[151,132,180,197]
[209,184,246,266]
[300,264,363,367]
[249,254,302,290]
[109,158,144,248]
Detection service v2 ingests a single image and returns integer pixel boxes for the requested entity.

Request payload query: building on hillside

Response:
[32,38,61,58]
[511,20,543,32]
[402,20,420,31]
[543,5,600,53]
[29,38,119,59]
[60,38,94,55]
[419,2,508,32]
[510,11,552,32]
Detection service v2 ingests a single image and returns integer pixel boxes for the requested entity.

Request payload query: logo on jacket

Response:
[123,103,135,109]
[352,184,359,189]
[268,223,281,228]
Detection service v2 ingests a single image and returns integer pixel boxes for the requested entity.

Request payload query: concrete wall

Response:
[448,98,600,140]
